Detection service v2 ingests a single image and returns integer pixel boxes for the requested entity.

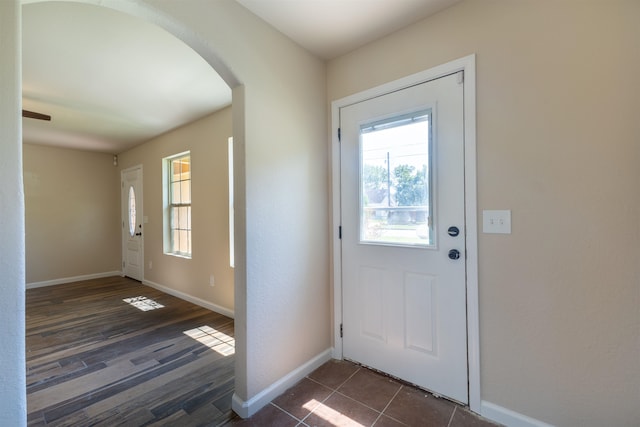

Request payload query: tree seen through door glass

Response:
[360,111,433,246]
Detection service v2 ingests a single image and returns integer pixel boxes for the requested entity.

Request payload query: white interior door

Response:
[340,72,468,403]
[122,166,143,281]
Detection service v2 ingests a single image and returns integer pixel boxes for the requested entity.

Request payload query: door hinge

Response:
[457,71,464,85]
[338,226,342,239]
[340,323,343,338]
[337,128,341,142]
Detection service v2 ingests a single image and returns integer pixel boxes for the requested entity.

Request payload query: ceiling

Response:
[236,0,461,60]
[22,0,460,154]
[22,1,231,154]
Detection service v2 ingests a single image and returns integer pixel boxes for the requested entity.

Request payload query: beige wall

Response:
[118,107,235,314]
[147,0,330,407]
[23,144,121,284]
[328,1,640,425]
[0,0,26,424]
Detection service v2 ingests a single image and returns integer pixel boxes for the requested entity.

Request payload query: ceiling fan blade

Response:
[22,109,51,121]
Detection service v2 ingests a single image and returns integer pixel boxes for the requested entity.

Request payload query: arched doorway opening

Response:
[21,0,246,422]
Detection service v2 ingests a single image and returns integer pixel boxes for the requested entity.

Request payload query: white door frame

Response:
[121,164,144,281]
[330,54,480,412]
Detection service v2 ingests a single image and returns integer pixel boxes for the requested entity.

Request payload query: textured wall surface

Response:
[0,0,27,425]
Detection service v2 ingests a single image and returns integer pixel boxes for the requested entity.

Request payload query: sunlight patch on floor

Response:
[123,296,165,311]
[303,399,365,427]
[183,325,235,356]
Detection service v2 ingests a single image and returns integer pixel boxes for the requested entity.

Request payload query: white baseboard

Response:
[143,279,234,319]
[481,401,555,427]
[232,348,333,418]
[26,271,122,289]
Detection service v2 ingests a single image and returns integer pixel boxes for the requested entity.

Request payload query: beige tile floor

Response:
[230,359,499,426]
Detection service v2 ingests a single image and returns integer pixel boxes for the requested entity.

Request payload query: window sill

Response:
[164,252,192,260]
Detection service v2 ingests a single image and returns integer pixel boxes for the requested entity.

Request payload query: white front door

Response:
[340,72,468,403]
[122,166,143,281]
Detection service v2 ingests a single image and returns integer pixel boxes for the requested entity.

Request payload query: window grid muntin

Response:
[168,154,192,256]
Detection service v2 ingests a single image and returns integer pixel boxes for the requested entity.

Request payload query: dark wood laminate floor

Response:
[26,276,237,426]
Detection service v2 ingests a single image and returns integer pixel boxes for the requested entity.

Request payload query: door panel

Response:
[359,265,386,341]
[122,166,143,281]
[404,272,437,355]
[340,72,467,403]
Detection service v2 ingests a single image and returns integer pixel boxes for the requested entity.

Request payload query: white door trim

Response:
[121,164,144,282]
[330,54,479,413]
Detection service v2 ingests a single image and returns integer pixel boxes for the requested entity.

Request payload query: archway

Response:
[21,0,247,418]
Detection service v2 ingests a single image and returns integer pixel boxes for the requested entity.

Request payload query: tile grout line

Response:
[305,364,361,392]
[309,385,408,426]
[299,387,340,425]
[307,366,409,427]
[372,384,407,427]
[270,402,307,424]
[299,365,363,425]
[337,364,362,388]
[447,405,457,427]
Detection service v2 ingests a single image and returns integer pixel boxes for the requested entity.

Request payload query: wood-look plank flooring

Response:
[26,276,237,426]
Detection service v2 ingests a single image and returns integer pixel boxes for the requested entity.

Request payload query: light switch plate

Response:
[483,210,511,234]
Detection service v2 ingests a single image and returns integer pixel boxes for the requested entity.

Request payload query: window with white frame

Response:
[164,152,192,257]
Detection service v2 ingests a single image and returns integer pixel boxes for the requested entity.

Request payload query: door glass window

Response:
[128,185,136,237]
[360,110,433,247]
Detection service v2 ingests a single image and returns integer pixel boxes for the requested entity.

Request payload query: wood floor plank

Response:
[81,349,232,420]
[26,276,237,426]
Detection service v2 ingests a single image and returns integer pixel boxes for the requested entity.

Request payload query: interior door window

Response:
[359,110,433,247]
[128,185,136,237]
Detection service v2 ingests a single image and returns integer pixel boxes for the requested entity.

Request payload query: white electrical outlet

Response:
[209,275,215,287]
[483,210,511,234]
[148,261,153,269]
